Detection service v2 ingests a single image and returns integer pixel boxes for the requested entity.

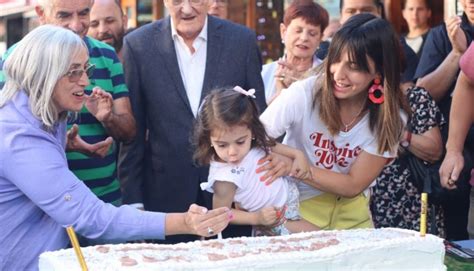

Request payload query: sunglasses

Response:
[65,63,95,82]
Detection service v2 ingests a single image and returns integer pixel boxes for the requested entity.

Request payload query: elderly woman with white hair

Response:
[0,25,232,270]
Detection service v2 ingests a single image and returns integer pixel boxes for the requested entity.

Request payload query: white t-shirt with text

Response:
[260,75,397,201]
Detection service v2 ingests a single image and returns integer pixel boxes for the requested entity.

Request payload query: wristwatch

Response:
[400,130,412,148]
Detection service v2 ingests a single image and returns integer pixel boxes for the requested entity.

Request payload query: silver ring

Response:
[448,179,454,186]
[207,227,214,235]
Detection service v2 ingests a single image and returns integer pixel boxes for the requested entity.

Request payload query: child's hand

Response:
[256,206,279,226]
[289,151,312,181]
[256,206,287,227]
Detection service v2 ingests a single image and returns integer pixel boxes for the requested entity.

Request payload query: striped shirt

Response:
[0,36,127,205]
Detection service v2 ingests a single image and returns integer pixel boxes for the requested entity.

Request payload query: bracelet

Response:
[400,130,412,148]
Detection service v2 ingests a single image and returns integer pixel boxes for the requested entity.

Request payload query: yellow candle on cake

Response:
[66,226,88,271]
[420,193,427,237]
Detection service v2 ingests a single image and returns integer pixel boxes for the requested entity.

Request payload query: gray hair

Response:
[37,0,95,16]
[36,0,54,16]
[0,25,87,128]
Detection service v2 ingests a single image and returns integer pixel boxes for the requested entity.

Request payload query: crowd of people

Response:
[0,0,473,270]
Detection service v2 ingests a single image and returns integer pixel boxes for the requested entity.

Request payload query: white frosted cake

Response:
[39,228,446,270]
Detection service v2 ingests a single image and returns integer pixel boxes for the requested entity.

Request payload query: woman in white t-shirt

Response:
[259,14,408,230]
[195,87,318,235]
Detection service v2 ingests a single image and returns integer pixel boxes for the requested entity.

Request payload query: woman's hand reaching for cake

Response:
[183,204,233,237]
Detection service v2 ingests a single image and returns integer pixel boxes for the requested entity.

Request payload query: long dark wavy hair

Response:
[193,88,276,166]
[316,13,408,154]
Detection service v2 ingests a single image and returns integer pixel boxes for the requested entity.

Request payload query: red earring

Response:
[368,78,384,104]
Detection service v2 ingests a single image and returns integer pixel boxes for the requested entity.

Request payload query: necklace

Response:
[341,103,365,132]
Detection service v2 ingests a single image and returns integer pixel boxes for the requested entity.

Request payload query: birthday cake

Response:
[39,228,446,270]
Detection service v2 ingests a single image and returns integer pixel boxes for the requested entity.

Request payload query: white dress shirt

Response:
[171,17,208,117]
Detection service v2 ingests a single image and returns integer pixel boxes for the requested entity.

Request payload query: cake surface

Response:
[39,228,446,271]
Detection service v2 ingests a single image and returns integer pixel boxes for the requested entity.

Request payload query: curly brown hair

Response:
[192,88,276,166]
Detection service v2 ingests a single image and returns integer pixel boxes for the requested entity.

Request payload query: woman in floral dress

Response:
[370,86,446,237]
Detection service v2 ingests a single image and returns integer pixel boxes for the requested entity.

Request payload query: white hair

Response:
[0,25,87,128]
[37,0,95,16]
[36,0,53,16]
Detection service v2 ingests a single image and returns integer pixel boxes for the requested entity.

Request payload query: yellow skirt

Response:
[300,192,373,230]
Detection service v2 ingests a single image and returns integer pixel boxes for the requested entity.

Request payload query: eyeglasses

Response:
[210,0,227,6]
[170,0,205,7]
[65,63,95,82]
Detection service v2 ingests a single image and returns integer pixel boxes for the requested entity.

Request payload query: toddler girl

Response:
[194,86,318,235]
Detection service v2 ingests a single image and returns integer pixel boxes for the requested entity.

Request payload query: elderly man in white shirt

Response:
[119,0,266,244]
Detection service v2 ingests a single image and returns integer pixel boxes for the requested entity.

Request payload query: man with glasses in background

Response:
[0,0,136,225]
[208,0,228,19]
[119,0,266,244]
